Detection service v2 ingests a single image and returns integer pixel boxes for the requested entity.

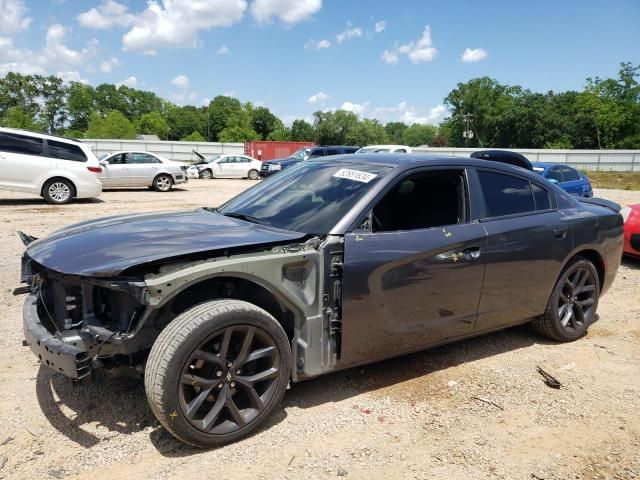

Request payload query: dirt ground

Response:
[0,180,638,480]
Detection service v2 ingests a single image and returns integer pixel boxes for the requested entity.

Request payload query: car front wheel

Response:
[248,169,260,180]
[153,174,173,192]
[145,299,291,448]
[200,169,212,179]
[532,256,600,342]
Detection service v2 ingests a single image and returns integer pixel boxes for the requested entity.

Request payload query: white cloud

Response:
[382,25,438,65]
[0,24,98,76]
[374,20,386,33]
[170,89,197,105]
[122,0,247,54]
[371,101,447,125]
[460,47,488,63]
[336,25,362,44]
[340,101,369,115]
[77,0,134,29]
[216,45,230,55]
[99,56,121,73]
[57,70,89,84]
[251,0,321,24]
[0,0,31,34]
[307,91,329,104]
[201,97,211,106]
[116,76,138,88]
[223,90,237,97]
[304,38,330,50]
[171,74,189,88]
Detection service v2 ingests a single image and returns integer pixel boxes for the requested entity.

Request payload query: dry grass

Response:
[585,171,640,190]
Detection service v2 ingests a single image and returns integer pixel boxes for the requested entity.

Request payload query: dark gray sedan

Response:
[18,154,623,447]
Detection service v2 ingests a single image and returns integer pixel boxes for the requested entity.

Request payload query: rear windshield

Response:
[218,160,391,234]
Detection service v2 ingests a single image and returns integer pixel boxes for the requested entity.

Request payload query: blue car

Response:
[531,162,593,197]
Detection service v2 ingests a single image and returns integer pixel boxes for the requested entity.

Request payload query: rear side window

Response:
[325,148,341,156]
[130,152,160,164]
[531,183,551,210]
[478,171,535,218]
[546,167,563,182]
[560,166,580,181]
[0,131,43,156]
[47,139,87,162]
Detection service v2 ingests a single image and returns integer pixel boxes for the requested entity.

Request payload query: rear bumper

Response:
[22,294,92,380]
[75,179,102,199]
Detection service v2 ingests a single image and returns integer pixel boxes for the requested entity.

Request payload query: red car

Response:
[621,204,640,258]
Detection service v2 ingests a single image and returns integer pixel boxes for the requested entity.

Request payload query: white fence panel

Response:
[82,139,245,163]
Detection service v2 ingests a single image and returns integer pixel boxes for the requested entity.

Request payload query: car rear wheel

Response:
[532,256,599,342]
[43,178,74,204]
[200,169,212,180]
[153,174,173,192]
[145,299,291,448]
[248,169,259,180]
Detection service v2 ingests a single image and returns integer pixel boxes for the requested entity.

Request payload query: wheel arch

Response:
[40,175,77,198]
[561,248,605,292]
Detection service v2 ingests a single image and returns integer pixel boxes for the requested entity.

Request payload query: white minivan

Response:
[0,128,102,204]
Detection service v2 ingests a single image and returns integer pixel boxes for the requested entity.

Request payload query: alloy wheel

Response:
[155,176,172,191]
[48,182,71,203]
[178,325,280,435]
[557,266,597,332]
[201,170,212,179]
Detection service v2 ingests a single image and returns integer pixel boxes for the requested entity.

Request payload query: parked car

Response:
[531,162,593,197]
[98,151,187,192]
[621,204,640,258]
[17,153,623,448]
[0,127,102,204]
[194,154,262,180]
[261,145,358,177]
[355,145,412,154]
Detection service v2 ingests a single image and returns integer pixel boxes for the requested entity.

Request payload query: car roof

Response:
[359,144,410,149]
[0,127,81,144]
[311,153,544,178]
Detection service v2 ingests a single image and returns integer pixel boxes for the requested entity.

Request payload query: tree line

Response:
[0,62,637,148]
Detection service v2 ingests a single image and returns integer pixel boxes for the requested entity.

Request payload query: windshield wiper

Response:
[222,211,270,226]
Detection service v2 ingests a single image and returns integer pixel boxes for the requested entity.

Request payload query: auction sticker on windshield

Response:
[333,168,378,183]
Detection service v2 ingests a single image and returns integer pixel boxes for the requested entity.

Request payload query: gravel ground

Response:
[0,181,638,480]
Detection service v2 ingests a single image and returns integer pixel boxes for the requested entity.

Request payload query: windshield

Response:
[206,155,221,163]
[218,160,391,234]
[290,148,310,161]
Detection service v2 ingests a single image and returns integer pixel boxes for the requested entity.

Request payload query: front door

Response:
[340,168,487,367]
[127,152,161,186]
[100,153,131,187]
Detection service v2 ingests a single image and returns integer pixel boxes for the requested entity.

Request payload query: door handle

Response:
[463,247,481,260]
[553,225,568,239]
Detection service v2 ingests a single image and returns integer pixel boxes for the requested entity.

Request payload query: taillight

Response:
[87,166,102,173]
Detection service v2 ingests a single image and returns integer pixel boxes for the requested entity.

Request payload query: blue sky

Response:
[1,0,639,125]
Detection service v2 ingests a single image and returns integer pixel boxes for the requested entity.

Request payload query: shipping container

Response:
[244,141,315,161]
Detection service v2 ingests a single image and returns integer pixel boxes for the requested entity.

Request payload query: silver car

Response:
[98,151,187,191]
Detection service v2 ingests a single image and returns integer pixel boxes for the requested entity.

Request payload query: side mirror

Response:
[100,159,109,166]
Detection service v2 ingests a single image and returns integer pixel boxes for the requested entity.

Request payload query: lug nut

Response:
[218,383,224,389]
[227,361,233,368]
[230,382,236,388]
[236,369,241,375]
[216,370,222,377]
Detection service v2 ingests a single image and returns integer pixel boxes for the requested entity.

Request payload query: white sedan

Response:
[98,151,188,191]
[196,154,262,180]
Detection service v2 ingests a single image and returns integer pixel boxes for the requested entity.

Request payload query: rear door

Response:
[473,169,572,331]
[128,152,161,186]
[340,168,487,367]
[100,153,131,187]
[0,131,46,193]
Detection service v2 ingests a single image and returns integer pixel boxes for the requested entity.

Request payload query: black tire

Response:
[532,256,600,342]
[42,178,74,204]
[153,174,173,192]
[145,299,291,448]
[200,169,212,180]
[248,169,259,180]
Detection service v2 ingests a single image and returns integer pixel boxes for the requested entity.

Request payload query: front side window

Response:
[371,170,466,232]
[47,140,87,162]
[560,166,580,181]
[545,167,563,183]
[0,132,43,156]
[108,153,128,164]
[307,149,325,159]
[478,171,535,218]
[218,161,391,234]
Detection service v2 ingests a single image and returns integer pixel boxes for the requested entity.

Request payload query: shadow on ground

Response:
[35,322,551,456]
[0,197,105,206]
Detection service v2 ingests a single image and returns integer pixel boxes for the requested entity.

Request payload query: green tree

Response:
[181,131,206,141]
[347,118,388,145]
[384,122,408,143]
[252,106,282,139]
[34,75,67,133]
[0,106,38,130]
[94,83,126,116]
[166,105,207,140]
[0,72,39,118]
[135,111,170,139]
[313,110,360,144]
[208,95,243,141]
[401,124,437,146]
[290,119,315,141]
[66,82,95,132]
[86,111,136,139]
[267,128,291,141]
